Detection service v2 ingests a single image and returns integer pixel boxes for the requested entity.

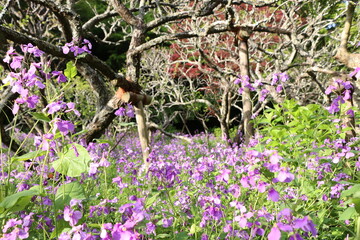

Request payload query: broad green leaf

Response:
[11,150,47,163]
[30,112,51,122]
[0,185,41,216]
[52,143,91,177]
[55,182,86,210]
[64,61,77,79]
[352,198,360,214]
[339,207,357,220]
[341,184,360,198]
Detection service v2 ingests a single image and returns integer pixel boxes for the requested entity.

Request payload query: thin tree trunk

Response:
[237,30,254,144]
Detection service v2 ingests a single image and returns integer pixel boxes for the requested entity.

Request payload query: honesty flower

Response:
[3,46,15,63]
[349,67,360,79]
[145,222,156,235]
[21,43,44,57]
[54,119,75,135]
[268,226,281,240]
[268,188,280,202]
[325,85,337,95]
[115,107,126,116]
[10,56,24,70]
[260,89,269,102]
[275,170,295,183]
[63,206,83,227]
[111,223,139,240]
[52,71,67,83]
[62,39,92,56]
[215,168,231,183]
[1,218,29,240]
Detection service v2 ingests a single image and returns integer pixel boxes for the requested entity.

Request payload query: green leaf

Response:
[352,198,360,214]
[157,234,172,238]
[11,150,47,163]
[30,112,51,122]
[174,232,189,240]
[339,207,357,220]
[49,220,70,239]
[189,223,202,234]
[52,143,91,177]
[55,182,86,210]
[146,192,161,209]
[0,185,41,216]
[341,184,360,198]
[0,148,10,152]
[64,61,77,79]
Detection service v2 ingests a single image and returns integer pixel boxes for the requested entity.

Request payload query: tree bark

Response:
[334,0,360,68]
[111,0,151,164]
[236,30,254,144]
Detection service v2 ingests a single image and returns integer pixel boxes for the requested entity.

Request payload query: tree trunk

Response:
[220,87,231,142]
[237,30,254,144]
[126,27,151,164]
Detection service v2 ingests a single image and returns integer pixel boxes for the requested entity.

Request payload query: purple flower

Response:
[325,85,337,95]
[52,71,67,83]
[12,102,20,115]
[100,223,112,239]
[55,119,75,135]
[115,107,126,116]
[343,90,352,100]
[271,74,279,85]
[25,95,40,108]
[63,206,83,226]
[1,219,29,240]
[289,216,318,237]
[111,223,138,240]
[260,89,269,102]
[268,226,281,240]
[342,81,353,90]
[347,109,354,117]
[229,184,241,198]
[3,219,22,233]
[275,170,295,183]
[62,39,92,56]
[63,102,81,116]
[47,101,67,114]
[201,234,209,240]
[279,72,289,82]
[215,168,231,183]
[58,232,71,240]
[162,217,173,228]
[21,43,44,57]
[10,56,24,70]
[268,188,280,202]
[62,42,73,54]
[126,105,135,118]
[145,222,155,235]
[349,67,360,79]
[328,96,344,114]
[3,46,15,63]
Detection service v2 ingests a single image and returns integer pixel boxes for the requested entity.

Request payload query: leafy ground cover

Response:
[1,110,360,239]
[1,43,360,240]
